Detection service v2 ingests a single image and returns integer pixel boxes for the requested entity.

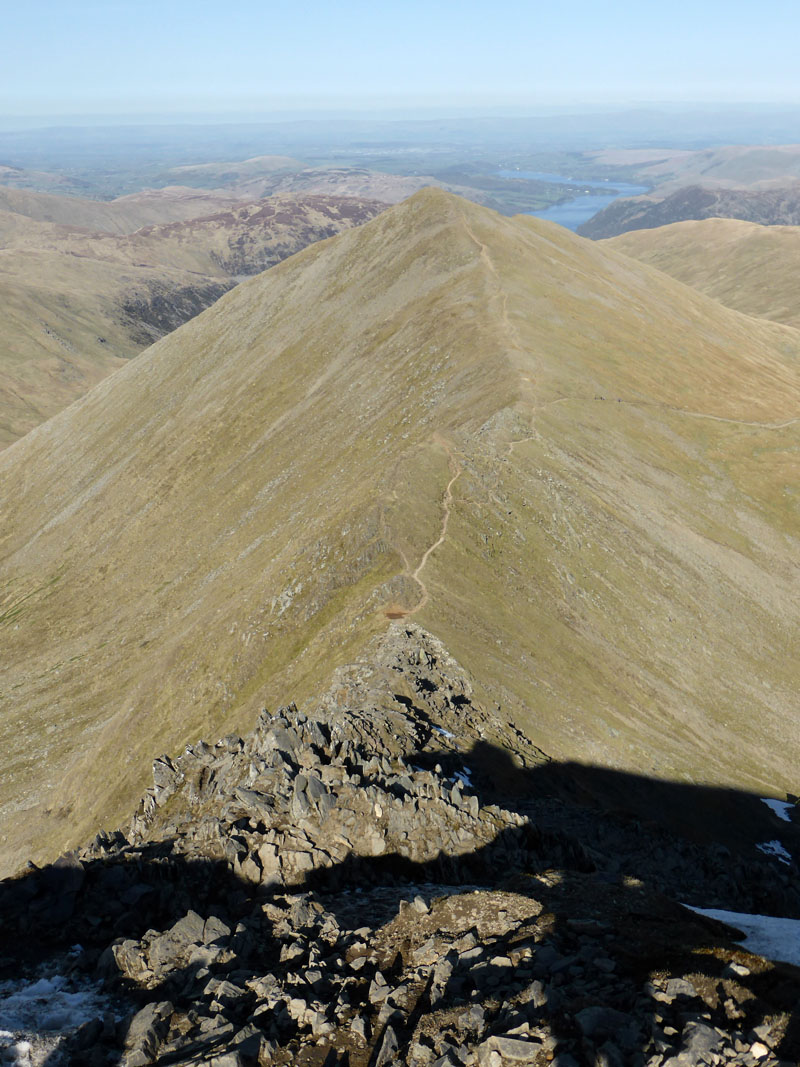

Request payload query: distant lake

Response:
[497,169,648,230]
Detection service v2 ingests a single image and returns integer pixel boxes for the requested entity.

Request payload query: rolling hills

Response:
[591,143,800,190]
[605,217,800,329]
[1,188,799,877]
[0,184,245,232]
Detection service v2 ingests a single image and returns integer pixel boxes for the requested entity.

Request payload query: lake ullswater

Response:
[498,169,649,230]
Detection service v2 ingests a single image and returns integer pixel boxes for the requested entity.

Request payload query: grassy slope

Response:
[605,218,800,329]
[1,190,799,874]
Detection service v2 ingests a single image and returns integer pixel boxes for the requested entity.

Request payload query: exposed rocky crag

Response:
[2,626,800,1066]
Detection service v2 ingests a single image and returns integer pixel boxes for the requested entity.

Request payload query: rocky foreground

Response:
[2,625,800,1066]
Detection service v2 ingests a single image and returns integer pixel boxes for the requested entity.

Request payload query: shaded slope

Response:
[605,217,800,329]
[1,190,800,875]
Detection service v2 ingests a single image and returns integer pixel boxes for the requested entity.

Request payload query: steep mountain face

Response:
[1,189,800,879]
[577,182,800,239]
[0,194,386,446]
[2,626,800,1065]
[604,218,800,329]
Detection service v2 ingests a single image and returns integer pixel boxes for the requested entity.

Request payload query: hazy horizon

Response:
[5,0,800,123]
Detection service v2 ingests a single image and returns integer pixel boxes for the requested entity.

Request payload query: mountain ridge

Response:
[2,188,799,877]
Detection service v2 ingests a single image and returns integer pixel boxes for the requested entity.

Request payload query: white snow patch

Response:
[684,904,800,967]
[0,972,110,1034]
[761,797,794,823]
[454,766,474,789]
[756,839,792,865]
[432,726,455,739]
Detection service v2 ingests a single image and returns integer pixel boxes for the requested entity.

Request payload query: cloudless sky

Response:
[3,0,799,117]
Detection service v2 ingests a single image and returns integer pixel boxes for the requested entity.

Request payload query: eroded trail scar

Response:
[408,440,462,616]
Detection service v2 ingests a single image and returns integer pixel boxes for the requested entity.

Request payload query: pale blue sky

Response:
[3,0,799,117]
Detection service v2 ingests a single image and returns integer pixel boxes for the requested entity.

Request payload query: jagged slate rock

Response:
[169,910,207,945]
[236,852,262,885]
[681,1021,724,1060]
[305,775,327,801]
[368,972,390,1004]
[350,1014,368,1041]
[749,1023,775,1046]
[457,1003,487,1031]
[479,1036,542,1062]
[152,755,183,804]
[109,938,151,981]
[665,977,697,999]
[374,1024,399,1067]
[123,1000,173,1065]
[203,915,232,944]
[233,787,274,817]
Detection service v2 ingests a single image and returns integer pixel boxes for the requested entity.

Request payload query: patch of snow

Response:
[684,905,800,967]
[0,973,107,1032]
[761,797,794,823]
[453,766,474,789]
[432,726,455,739]
[756,839,792,865]
[0,966,122,1067]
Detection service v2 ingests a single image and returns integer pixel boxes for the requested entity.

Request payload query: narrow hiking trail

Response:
[385,437,462,621]
[461,216,525,359]
[407,438,462,617]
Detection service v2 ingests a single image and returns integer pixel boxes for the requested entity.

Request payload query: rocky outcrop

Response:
[2,625,800,1065]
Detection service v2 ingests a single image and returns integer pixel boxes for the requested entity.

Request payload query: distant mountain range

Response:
[0,188,385,446]
[578,182,800,238]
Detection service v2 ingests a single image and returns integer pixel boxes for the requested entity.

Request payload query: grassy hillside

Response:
[605,217,800,329]
[1,190,799,875]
